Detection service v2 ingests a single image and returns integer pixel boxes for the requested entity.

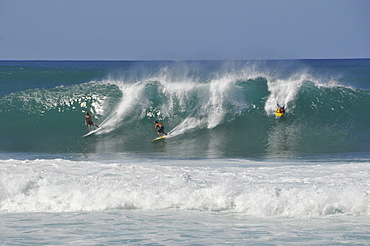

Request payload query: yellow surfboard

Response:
[151,135,167,141]
[275,107,284,117]
[275,111,284,117]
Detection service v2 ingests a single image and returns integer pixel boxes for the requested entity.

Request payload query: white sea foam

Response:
[1,158,369,217]
[93,80,149,135]
[264,73,307,115]
[156,74,249,136]
[93,71,251,138]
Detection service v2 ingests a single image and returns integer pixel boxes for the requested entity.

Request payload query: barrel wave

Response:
[0,60,369,158]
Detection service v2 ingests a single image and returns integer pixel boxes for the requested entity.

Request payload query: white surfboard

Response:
[83,128,100,137]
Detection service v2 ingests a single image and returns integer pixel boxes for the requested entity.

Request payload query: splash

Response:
[95,80,149,135]
[264,73,308,115]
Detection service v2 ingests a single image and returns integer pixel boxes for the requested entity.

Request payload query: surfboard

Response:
[151,135,167,141]
[83,128,100,137]
[275,111,284,117]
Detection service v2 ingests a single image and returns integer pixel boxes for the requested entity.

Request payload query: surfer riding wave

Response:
[276,104,285,117]
[154,121,167,137]
[85,112,99,132]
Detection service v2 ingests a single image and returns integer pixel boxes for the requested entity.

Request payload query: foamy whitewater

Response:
[1,60,370,245]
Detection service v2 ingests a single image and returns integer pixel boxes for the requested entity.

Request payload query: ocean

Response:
[0,59,369,245]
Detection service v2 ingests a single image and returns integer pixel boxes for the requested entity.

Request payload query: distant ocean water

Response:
[0,59,369,245]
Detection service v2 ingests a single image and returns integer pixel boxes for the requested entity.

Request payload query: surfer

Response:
[276,104,285,116]
[85,112,99,132]
[154,121,167,137]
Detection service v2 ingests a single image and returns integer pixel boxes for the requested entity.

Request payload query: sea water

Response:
[0,60,370,245]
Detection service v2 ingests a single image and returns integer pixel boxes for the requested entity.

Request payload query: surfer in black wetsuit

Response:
[85,112,99,132]
[154,121,167,137]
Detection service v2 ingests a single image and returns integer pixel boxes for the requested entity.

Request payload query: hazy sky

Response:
[1,0,369,60]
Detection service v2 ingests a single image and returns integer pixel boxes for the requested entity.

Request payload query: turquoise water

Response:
[1,60,369,158]
[1,60,370,245]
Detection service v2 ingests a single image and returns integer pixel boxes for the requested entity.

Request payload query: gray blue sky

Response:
[0,0,369,60]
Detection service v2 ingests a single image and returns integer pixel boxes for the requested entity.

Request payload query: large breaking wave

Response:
[0,61,369,158]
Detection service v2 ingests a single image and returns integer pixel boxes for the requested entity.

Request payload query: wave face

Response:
[0,60,369,158]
